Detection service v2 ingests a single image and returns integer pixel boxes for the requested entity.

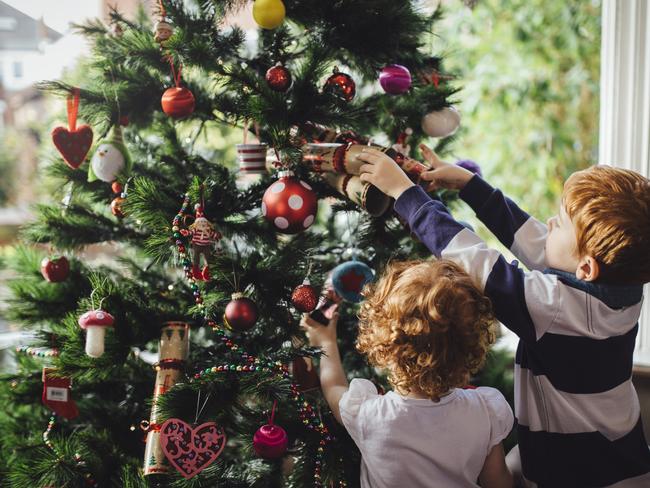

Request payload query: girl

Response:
[301,259,514,488]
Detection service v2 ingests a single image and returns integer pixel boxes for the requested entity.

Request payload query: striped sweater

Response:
[394,177,650,488]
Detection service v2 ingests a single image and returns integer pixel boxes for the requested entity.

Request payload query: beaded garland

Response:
[170,193,347,488]
[171,193,205,311]
[43,415,97,487]
[16,346,59,358]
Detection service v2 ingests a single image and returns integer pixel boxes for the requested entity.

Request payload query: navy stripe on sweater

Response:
[459,175,530,248]
[518,417,650,487]
[515,326,638,394]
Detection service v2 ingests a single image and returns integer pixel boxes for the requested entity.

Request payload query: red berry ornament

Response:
[265,64,292,92]
[261,170,318,234]
[253,423,288,459]
[161,87,195,119]
[224,293,258,331]
[323,68,356,102]
[291,278,318,313]
[41,256,70,283]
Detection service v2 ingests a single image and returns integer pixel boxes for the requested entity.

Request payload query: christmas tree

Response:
[0,1,502,486]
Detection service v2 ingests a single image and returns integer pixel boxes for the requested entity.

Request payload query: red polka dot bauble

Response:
[253,423,288,459]
[261,170,318,234]
[161,87,195,119]
[323,69,356,102]
[265,64,292,92]
[224,293,258,331]
[291,278,318,313]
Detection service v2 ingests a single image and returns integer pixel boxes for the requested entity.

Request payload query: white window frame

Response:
[599,0,650,366]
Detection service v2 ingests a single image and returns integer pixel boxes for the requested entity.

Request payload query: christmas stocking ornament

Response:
[51,88,93,169]
[42,368,79,419]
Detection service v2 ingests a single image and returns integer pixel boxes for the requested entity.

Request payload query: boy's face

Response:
[545,202,580,274]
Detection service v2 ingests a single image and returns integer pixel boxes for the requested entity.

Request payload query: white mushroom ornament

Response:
[78,309,115,358]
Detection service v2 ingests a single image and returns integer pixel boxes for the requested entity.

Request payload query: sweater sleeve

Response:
[394,185,559,343]
[459,175,549,271]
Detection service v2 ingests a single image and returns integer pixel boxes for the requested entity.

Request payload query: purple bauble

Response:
[456,159,482,177]
[379,64,412,95]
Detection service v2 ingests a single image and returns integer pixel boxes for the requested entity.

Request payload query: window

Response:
[12,61,22,79]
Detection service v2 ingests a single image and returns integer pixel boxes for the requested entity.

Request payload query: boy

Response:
[357,145,650,487]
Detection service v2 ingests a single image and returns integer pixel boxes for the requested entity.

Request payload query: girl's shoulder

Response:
[460,386,514,447]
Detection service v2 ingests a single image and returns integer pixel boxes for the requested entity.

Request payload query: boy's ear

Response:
[575,256,600,282]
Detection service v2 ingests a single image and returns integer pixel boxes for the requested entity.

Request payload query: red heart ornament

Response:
[52,125,94,169]
[160,418,227,479]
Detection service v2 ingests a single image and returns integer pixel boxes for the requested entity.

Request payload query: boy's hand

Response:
[419,144,475,191]
[300,312,339,348]
[357,148,415,199]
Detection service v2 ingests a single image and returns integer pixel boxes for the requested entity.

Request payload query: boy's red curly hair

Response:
[357,259,496,402]
[563,165,650,284]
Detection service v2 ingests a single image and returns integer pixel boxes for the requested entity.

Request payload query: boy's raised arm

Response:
[419,144,548,272]
[358,148,558,344]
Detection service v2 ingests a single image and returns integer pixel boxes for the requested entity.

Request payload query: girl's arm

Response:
[301,313,349,424]
[479,443,514,488]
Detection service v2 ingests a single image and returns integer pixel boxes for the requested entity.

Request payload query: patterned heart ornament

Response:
[52,125,94,169]
[160,418,227,479]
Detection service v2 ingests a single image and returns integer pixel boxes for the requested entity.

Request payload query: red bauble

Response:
[323,69,356,102]
[41,256,70,282]
[261,170,318,234]
[291,278,318,313]
[111,196,126,218]
[161,87,195,119]
[224,293,258,331]
[253,423,288,459]
[111,181,123,194]
[265,64,292,92]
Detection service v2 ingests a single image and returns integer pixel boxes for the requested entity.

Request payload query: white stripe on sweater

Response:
[515,365,640,441]
[511,217,549,272]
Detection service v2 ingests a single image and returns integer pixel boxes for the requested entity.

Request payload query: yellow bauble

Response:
[253,0,286,29]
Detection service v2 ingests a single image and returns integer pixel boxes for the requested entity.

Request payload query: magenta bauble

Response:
[261,170,318,234]
[253,424,288,459]
[379,64,412,95]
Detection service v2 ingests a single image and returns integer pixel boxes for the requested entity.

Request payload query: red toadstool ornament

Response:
[261,170,318,234]
[78,309,115,358]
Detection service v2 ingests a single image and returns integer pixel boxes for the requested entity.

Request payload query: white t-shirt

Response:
[339,378,514,488]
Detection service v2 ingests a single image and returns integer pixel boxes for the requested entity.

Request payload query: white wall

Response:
[599,0,650,366]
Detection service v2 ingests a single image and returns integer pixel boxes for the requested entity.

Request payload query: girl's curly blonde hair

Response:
[357,259,496,402]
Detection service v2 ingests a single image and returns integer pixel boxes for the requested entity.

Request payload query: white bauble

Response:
[421,107,461,138]
[91,143,125,182]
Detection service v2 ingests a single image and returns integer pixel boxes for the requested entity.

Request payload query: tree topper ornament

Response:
[180,204,222,281]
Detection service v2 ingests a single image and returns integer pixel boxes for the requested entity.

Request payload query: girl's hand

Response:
[358,148,415,199]
[419,144,475,192]
[301,312,339,348]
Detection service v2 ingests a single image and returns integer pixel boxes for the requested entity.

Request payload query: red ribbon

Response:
[159,0,166,18]
[168,56,183,88]
[268,399,278,425]
[67,87,80,131]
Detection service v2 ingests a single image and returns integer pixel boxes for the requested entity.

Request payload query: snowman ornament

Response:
[89,126,131,183]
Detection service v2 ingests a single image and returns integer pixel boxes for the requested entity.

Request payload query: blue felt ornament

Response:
[331,260,375,303]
